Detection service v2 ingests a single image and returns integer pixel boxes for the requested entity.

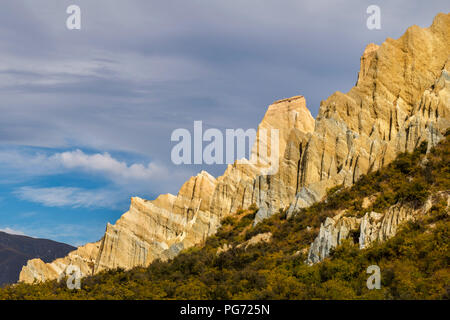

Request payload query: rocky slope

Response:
[19,13,450,284]
[20,94,315,282]
[19,241,99,284]
[289,13,450,215]
[6,130,449,299]
[307,191,450,264]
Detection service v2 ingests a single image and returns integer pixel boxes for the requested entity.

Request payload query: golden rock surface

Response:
[20,13,450,284]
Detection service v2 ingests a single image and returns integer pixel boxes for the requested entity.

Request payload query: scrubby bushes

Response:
[1,136,449,300]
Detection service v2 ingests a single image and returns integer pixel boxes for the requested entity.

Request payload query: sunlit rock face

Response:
[19,242,101,283]
[94,170,219,272]
[93,94,316,273]
[289,13,450,214]
[213,95,316,225]
[20,93,314,283]
[20,13,450,283]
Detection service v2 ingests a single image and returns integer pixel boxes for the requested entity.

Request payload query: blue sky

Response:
[0,0,448,246]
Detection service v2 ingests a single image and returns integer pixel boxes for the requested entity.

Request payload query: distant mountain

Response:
[0,232,75,286]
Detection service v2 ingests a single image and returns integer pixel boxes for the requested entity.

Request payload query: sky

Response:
[0,0,448,246]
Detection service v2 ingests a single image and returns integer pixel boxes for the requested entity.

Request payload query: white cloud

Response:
[14,186,120,209]
[0,148,169,183]
[0,149,58,176]
[0,147,195,209]
[50,149,168,181]
[0,227,26,236]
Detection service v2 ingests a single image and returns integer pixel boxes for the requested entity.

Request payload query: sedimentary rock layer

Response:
[307,191,450,264]
[20,13,450,283]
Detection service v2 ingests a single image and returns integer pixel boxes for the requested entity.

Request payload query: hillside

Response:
[1,130,448,299]
[18,12,450,285]
[0,232,75,287]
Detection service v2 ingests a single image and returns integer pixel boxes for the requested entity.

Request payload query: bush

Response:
[1,134,449,300]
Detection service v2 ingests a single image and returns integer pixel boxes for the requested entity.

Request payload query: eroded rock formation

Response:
[20,95,315,282]
[19,13,450,283]
[307,191,450,264]
[306,212,360,264]
[19,242,100,283]
[289,13,450,214]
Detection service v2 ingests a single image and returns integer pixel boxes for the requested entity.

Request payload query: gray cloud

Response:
[13,186,121,209]
[0,0,448,190]
[0,147,193,201]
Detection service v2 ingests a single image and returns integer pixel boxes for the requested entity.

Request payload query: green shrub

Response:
[1,133,449,300]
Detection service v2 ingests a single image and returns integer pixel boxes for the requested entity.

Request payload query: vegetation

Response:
[1,134,449,300]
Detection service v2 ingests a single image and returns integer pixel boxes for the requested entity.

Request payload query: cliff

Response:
[307,191,450,264]
[19,13,450,284]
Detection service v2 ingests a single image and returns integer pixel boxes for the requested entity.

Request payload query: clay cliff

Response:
[19,13,450,283]
[289,13,449,215]
[20,94,315,282]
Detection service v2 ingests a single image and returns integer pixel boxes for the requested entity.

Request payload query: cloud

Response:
[13,186,120,209]
[0,227,26,236]
[0,1,447,183]
[0,147,171,183]
[0,1,446,181]
[0,0,448,245]
[0,147,195,209]
[51,149,168,181]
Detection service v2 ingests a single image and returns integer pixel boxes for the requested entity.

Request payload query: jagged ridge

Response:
[4,127,450,299]
[19,13,450,284]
